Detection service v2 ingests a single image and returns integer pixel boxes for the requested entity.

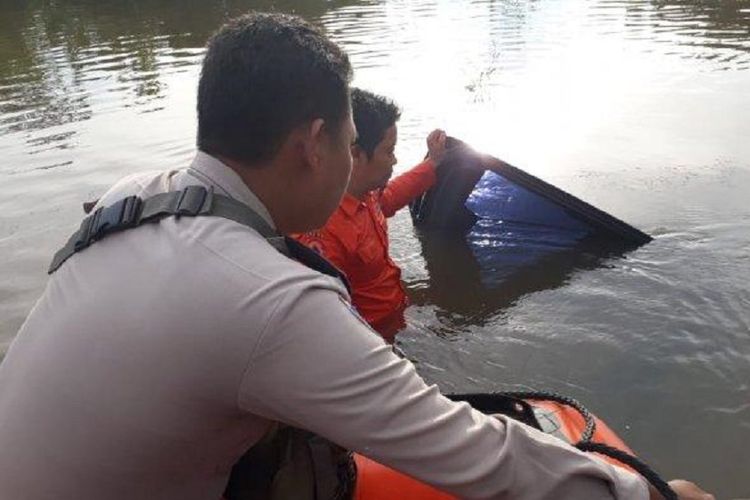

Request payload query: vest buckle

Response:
[75,195,142,250]
[175,185,212,217]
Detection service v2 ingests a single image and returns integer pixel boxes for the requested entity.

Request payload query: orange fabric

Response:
[379,159,437,217]
[294,160,436,341]
[532,400,636,473]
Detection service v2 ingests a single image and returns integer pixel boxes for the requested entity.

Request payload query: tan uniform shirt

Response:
[0,152,648,500]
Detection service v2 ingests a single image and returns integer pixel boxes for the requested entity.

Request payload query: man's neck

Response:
[216,154,301,234]
[346,184,369,201]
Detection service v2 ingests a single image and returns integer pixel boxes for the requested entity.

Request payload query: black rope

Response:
[497,390,676,500]
[498,390,597,443]
[577,442,676,500]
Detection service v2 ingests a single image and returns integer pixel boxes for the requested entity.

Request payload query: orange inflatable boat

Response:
[225,391,675,500]
[352,391,669,500]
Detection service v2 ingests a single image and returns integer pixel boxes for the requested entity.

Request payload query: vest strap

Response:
[48,186,350,295]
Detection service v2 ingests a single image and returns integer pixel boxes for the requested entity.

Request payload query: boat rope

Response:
[498,390,597,442]
[498,390,677,500]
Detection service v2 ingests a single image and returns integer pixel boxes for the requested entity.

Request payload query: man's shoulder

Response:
[196,224,347,294]
[302,205,363,247]
[80,170,349,300]
[95,170,180,208]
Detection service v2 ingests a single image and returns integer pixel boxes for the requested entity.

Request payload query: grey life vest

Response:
[50,185,356,500]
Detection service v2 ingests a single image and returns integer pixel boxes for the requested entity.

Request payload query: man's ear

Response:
[302,118,327,170]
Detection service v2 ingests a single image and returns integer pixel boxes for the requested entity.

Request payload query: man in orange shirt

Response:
[296,88,446,342]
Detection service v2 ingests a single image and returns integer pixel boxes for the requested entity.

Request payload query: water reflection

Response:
[412,222,633,330]
[2,0,749,155]
[625,0,750,69]
[0,0,359,151]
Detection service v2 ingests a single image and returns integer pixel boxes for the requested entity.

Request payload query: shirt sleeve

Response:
[238,280,648,500]
[380,159,437,217]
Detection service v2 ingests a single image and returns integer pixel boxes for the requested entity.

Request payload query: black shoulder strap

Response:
[283,237,351,294]
[48,186,351,294]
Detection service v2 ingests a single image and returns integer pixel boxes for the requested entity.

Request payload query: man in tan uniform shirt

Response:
[0,12,710,500]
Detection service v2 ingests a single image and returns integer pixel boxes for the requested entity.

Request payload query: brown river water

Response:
[1,1,749,497]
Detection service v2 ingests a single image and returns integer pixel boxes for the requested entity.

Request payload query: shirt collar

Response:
[340,193,367,217]
[187,151,276,230]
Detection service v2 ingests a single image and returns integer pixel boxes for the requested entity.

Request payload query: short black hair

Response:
[351,88,401,158]
[197,13,352,165]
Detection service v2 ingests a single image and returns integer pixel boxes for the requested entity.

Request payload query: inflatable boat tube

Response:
[354,392,636,500]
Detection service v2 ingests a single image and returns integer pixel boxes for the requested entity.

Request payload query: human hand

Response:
[648,479,715,500]
[426,129,447,164]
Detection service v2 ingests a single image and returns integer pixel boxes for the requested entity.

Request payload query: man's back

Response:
[0,158,345,499]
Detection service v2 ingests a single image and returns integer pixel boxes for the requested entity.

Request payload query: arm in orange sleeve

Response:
[380,159,437,218]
